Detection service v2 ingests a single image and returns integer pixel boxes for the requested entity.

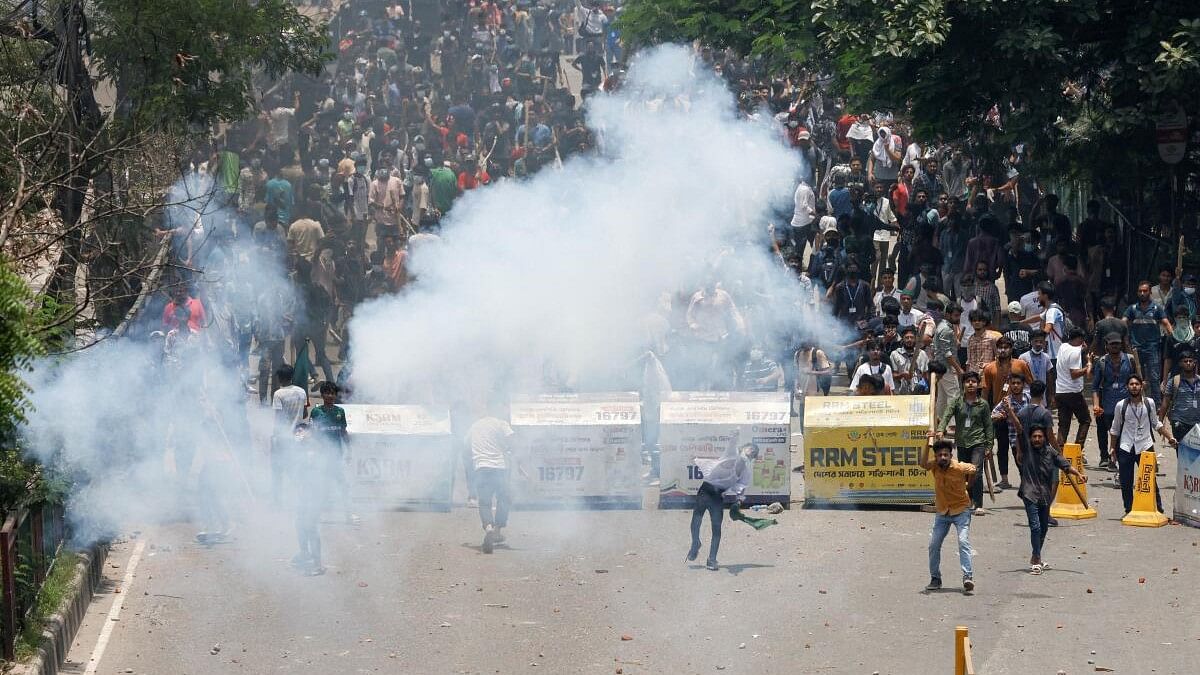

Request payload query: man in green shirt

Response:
[308,381,356,523]
[428,162,460,219]
[937,371,993,513]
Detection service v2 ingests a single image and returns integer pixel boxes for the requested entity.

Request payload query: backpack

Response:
[1115,397,1155,443]
[1048,302,1076,341]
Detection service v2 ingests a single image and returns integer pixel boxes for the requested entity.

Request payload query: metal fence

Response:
[0,504,66,660]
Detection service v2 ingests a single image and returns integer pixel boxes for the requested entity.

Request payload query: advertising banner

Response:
[1177,426,1200,528]
[658,392,792,508]
[803,396,934,505]
[509,393,643,509]
[343,404,455,511]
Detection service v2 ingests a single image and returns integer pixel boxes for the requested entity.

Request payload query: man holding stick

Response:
[1005,411,1085,575]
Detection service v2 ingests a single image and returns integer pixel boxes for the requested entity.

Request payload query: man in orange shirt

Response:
[918,437,978,593]
[162,284,207,334]
[981,335,1032,489]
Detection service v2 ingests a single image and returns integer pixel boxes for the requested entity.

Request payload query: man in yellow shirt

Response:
[919,437,979,593]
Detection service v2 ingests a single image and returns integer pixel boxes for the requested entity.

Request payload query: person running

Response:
[688,431,757,571]
[936,372,993,514]
[308,381,356,524]
[271,364,309,505]
[1109,374,1177,514]
[291,421,326,576]
[468,410,516,554]
[918,438,977,593]
[1005,417,1085,575]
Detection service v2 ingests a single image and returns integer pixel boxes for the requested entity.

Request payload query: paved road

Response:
[61,408,1199,675]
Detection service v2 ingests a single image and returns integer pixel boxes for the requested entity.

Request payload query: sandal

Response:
[1029,564,1043,575]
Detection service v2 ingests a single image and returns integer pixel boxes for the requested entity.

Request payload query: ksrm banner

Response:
[509,393,644,509]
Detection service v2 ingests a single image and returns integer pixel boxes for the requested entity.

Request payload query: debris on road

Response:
[210,643,221,655]
[620,634,633,641]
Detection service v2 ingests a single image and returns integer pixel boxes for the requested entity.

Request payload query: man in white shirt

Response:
[873,268,902,314]
[866,180,898,287]
[1109,374,1176,514]
[791,179,816,260]
[1054,327,1092,446]
[850,342,895,394]
[271,364,309,504]
[469,413,516,553]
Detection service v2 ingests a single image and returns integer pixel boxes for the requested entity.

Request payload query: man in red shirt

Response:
[457,157,491,191]
[162,285,207,333]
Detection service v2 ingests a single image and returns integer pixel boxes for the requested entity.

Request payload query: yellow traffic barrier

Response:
[1122,452,1168,527]
[1050,443,1097,519]
[954,626,976,675]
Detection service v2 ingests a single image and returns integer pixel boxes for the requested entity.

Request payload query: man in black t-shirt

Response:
[571,41,605,93]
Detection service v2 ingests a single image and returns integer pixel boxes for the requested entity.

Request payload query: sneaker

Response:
[492,529,506,544]
[482,525,495,554]
[466,497,478,508]
[973,508,987,516]
[996,479,1013,490]
[1048,517,1059,527]
[705,559,719,571]
[962,577,975,593]
[686,545,700,562]
[925,577,942,591]
[305,566,326,577]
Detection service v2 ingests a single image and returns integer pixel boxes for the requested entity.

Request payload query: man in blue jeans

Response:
[1006,417,1086,575]
[918,438,978,593]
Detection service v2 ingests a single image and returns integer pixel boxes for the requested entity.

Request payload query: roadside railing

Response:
[0,503,66,660]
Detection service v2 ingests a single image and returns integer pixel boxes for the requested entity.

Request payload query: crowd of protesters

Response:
[137,0,1195,570]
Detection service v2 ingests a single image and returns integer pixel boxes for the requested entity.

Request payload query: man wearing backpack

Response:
[1092,334,1136,471]
[1109,374,1177,514]
[1124,281,1174,402]
[1023,282,1069,406]
[1159,349,1200,446]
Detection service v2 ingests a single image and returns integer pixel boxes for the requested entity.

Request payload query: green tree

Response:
[619,0,817,70]
[0,0,330,320]
[620,0,1200,181]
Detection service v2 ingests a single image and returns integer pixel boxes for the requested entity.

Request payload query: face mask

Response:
[1023,243,1035,253]
[423,157,433,167]
[1186,287,1197,296]
[749,349,764,361]
[1174,323,1195,342]
[1031,347,1044,354]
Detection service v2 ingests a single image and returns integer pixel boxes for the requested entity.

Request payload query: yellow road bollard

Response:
[954,625,976,675]
[1122,452,1168,527]
[1050,443,1097,519]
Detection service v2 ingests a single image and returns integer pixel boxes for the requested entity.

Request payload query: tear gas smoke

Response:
[348,45,845,403]
[21,170,293,545]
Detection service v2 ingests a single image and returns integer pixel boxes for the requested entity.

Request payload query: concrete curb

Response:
[18,543,109,675]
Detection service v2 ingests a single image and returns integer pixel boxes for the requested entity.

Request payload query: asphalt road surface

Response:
[60,408,1199,675]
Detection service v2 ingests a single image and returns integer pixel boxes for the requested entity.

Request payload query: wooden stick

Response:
[1062,470,1088,506]
[983,453,996,503]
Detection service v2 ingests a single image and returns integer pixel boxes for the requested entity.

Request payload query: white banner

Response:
[343,405,455,510]
[659,392,792,506]
[510,393,643,507]
[1178,425,1200,528]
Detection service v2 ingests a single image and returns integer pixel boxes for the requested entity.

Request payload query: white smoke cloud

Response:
[348,45,839,403]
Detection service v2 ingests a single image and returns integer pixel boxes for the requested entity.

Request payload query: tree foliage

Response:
[619,0,817,71]
[91,0,330,129]
[620,0,1200,181]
